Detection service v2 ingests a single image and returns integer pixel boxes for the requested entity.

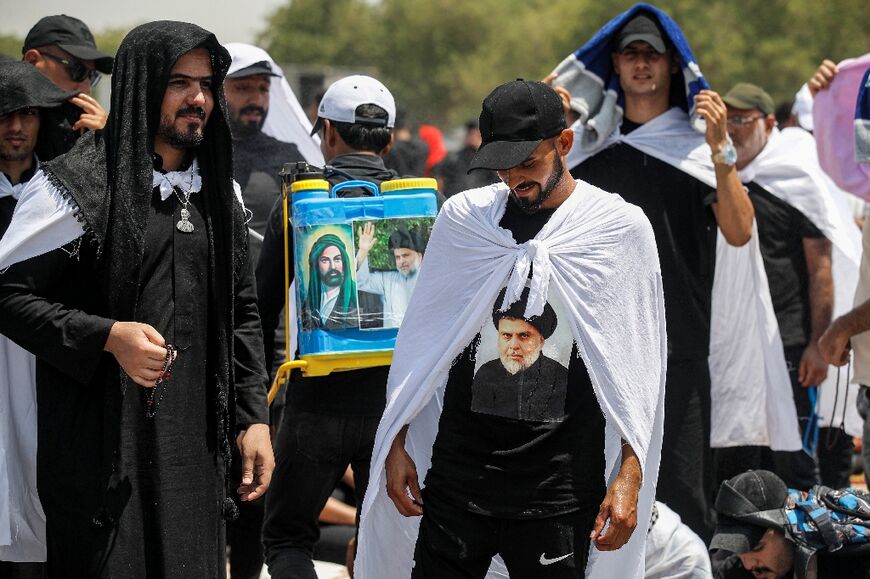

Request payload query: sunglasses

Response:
[41,52,101,87]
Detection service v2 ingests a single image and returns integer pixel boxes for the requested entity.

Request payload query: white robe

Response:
[568,108,802,451]
[356,181,667,578]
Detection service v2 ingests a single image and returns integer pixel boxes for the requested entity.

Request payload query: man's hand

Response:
[355,222,376,267]
[104,321,173,387]
[808,60,838,97]
[591,443,641,551]
[818,317,852,366]
[236,424,274,502]
[543,73,578,125]
[385,426,423,516]
[69,93,108,132]
[694,90,729,154]
[799,342,829,387]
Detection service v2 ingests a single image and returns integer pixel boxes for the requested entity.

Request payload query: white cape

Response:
[739,127,863,437]
[356,181,667,578]
[225,43,324,166]
[568,108,801,451]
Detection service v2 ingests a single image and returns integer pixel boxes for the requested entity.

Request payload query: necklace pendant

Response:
[176,207,194,233]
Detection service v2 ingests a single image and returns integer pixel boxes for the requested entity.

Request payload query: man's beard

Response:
[157,106,206,149]
[320,268,344,288]
[0,145,31,162]
[500,347,542,375]
[508,153,564,215]
[229,105,267,139]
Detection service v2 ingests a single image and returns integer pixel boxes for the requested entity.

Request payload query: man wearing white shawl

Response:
[714,82,862,491]
[557,6,754,543]
[356,80,666,578]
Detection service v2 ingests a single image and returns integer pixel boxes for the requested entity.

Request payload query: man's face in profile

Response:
[317,244,344,288]
[392,248,422,277]
[224,73,271,138]
[497,316,544,375]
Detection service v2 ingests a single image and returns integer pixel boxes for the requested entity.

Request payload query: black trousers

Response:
[655,358,717,543]
[262,405,379,579]
[411,491,596,579]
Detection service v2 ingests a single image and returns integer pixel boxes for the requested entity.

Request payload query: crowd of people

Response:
[0,4,868,579]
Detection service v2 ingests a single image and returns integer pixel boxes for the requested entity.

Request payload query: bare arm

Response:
[800,237,833,386]
[819,298,870,366]
[695,90,754,246]
[591,441,641,551]
[319,496,358,525]
[385,425,424,517]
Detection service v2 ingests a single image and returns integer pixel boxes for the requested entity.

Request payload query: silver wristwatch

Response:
[711,142,737,166]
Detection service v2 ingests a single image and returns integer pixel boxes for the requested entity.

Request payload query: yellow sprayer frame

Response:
[266,179,393,405]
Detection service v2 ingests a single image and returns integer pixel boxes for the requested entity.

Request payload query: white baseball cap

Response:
[310,75,396,135]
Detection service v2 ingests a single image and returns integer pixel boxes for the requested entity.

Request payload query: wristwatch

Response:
[711,142,737,166]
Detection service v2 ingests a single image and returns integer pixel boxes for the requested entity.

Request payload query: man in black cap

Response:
[0,21,272,577]
[471,289,568,421]
[383,79,662,578]
[565,7,754,542]
[0,60,72,237]
[710,470,870,578]
[22,14,113,159]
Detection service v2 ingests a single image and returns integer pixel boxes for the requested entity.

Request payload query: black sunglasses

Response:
[41,52,101,87]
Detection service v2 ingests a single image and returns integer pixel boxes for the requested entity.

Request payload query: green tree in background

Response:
[259,0,868,127]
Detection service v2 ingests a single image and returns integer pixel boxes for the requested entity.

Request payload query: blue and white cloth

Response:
[856,66,870,164]
[551,2,709,155]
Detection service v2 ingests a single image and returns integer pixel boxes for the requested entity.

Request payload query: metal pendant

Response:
[176,207,194,233]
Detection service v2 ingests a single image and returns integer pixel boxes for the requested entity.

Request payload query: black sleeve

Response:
[233,247,271,426]
[255,196,295,372]
[0,245,115,385]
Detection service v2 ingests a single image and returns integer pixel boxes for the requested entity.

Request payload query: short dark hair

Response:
[332,103,392,153]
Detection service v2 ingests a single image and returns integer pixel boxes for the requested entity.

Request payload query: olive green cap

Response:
[723,82,775,115]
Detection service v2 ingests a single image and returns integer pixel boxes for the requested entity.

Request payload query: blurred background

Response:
[2,0,868,133]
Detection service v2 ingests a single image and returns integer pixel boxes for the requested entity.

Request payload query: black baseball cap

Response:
[23,15,113,74]
[226,60,280,80]
[615,13,667,54]
[710,470,789,554]
[468,79,566,173]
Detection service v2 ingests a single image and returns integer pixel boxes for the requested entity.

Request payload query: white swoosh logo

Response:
[539,551,574,566]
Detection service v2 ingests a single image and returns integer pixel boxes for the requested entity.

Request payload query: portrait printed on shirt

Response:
[294,224,360,331]
[471,286,573,422]
[352,217,434,330]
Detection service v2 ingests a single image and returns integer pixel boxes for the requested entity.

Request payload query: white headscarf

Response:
[225,42,324,165]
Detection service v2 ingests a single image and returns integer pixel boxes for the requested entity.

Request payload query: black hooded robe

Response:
[0,22,268,578]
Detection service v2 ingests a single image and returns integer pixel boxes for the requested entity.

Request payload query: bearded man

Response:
[355,224,426,328]
[302,233,358,330]
[471,289,569,422]
[0,22,273,577]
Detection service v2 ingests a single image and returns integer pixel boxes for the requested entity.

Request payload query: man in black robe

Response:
[0,60,72,237]
[0,22,273,578]
[471,295,568,421]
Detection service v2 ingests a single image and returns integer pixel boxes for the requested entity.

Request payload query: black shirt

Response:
[425,199,607,519]
[748,182,826,348]
[233,131,305,236]
[571,121,717,360]
[256,153,400,416]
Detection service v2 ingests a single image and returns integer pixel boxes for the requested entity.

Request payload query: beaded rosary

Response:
[143,344,177,419]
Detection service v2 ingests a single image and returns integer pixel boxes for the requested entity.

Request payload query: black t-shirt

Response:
[571,121,717,360]
[748,182,826,348]
[425,199,607,519]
